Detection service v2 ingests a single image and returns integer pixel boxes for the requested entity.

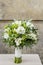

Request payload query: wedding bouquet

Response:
[3,19,38,63]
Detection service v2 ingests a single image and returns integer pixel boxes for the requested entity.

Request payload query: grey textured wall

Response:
[0,0,43,19]
[0,21,43,65]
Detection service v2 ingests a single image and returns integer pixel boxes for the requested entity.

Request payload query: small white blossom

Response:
[26,21,31,26]
[12,21,21,26]
[4,33,9,39]
[30,24,34,28]
[28,33,37,40]
[26,21,34,29]
[4,28,10,32]
[15,38,22,46]
[16,26,25,34]
[15,21,21,25]
[12,22,15,25]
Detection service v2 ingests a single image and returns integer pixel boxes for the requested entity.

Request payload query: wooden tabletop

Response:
[0,54,42,65]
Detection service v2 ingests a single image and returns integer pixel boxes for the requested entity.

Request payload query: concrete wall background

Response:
[0,21,43,64]
[0,0,43,19]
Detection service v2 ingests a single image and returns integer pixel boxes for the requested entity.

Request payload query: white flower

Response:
[12,21,21,26]
[26,21,31,26]
[28,33,37,40]
[4,28,10,32]
[15,21,21,25]
[30,24,34,28]
[12,22,15,25]
[15,38,22,46]
[4,33,9,39]
[16,26,25,34]
[26,21,34,29]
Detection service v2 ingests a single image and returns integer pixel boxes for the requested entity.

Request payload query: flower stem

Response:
[14,57,22,63]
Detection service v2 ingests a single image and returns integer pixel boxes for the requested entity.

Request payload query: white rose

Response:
[4,33,9,39]
[16,26,25,34]
[15,38,22,46]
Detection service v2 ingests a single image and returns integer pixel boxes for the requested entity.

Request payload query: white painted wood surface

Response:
[0,54,42,65]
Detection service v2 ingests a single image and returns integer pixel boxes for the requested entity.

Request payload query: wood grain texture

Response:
[0,0,43,19]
